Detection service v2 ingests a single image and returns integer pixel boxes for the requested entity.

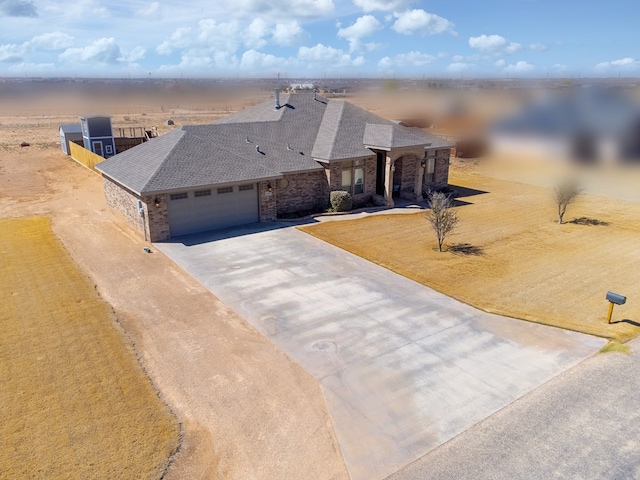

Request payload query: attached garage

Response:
[168,183,259,237]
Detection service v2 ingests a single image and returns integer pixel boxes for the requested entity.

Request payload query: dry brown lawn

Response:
[0,217,180,479]
[301,168,640,342]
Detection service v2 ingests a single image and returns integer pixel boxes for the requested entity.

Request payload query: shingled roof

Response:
[97,92,452,195]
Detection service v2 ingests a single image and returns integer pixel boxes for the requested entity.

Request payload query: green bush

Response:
[330,190,353,212]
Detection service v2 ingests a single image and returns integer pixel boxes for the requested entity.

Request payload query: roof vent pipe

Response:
[275,89,281,110]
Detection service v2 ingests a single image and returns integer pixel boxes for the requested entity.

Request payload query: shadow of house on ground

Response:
[448,185,489,199]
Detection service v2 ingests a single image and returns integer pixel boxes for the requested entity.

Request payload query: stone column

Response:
[414,155,425,200]
[259,181,277,221]
[384,153,394,207]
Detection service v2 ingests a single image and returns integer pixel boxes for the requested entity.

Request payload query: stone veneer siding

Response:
[276,170,329,215]
[102,176,171,242]
[259,180,277,221]
[434,149,451,185]
[324,156,376,206]
[399,154,419,199]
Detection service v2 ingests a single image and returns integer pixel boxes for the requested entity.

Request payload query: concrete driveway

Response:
[156,224,605,480]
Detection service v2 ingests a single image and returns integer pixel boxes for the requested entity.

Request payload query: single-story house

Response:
[59,123,83,155]
[96,92,453,241]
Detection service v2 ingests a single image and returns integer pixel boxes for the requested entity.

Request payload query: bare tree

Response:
[426,191,460,252]
[554,181,582,224]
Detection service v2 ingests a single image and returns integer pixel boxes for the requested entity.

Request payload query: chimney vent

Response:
[275,89,281,110]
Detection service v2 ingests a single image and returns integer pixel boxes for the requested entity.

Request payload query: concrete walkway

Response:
[156,224,605,480]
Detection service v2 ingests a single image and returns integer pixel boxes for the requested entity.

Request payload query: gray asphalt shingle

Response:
[96,92,452,194]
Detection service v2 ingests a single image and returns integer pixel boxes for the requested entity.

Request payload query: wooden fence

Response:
[69,142,103,173]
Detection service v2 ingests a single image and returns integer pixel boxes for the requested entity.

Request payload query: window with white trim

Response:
[170,192,188,200]
[194,189,211,197]
[239,184,254,191]
[424,154,436,184]
[341,160,365,195]
[217,186,233,194]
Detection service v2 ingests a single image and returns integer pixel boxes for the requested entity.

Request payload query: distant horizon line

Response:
[0,76,638,82]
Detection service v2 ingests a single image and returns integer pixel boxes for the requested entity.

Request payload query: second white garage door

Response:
[167,183,259,237]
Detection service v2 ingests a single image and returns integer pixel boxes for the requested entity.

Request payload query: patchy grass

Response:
[0,217,180,479]
[300,171,640,341]
[599,341,631,355]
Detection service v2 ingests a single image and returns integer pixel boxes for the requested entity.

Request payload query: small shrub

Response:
[330,190,353,212]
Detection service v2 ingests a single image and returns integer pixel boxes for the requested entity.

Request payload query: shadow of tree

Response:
[449,243,485,256]
[611,319,640,327]
[570,217,610,226]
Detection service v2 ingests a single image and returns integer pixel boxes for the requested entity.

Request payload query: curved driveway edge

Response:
[156,223,605,480]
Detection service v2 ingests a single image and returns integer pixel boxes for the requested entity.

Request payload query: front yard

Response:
[0,217,180,479]
[300,168,640,341]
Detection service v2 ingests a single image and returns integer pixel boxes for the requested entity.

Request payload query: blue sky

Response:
[0,0,638,78]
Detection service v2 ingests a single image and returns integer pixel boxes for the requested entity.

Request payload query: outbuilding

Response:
[59,123,83,155]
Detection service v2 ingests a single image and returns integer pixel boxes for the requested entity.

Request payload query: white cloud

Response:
[272,21,306,46]
[353,0,414,12]
[244,18,270,50]
[0,32,74,64]
[120,46,145,63]
[595,57,640,71]
[137,2,161,20]
[337,15,383,52]
[297,43,364,68]
[240,49,284,69]
[469,34,521,54]
[392,9,456,36]
[27,32,74,50]
[0,43,24,62]
[60,37,122,64]
[530,43,548,52]
[553,63,568,71]
[452,54,464,62]
[378,51,436,70]
[446,62,472,72]
[494,59,505,67]
[59,37,144,65]
[156,27,192,55]
[157,19,243,58]
[503,60,534,74]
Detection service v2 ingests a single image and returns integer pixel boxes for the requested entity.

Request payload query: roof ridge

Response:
[312,100,345,160]
[142,128,187,192]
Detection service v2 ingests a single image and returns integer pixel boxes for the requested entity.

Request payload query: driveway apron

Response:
[156,224,604,480]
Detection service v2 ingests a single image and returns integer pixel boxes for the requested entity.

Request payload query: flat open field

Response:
[301,165,640,341]
[0,216,179,479]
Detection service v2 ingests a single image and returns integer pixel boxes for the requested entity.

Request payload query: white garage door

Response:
[167,183,259,237]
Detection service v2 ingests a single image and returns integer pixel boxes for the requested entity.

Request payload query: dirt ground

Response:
[0,151,348,477]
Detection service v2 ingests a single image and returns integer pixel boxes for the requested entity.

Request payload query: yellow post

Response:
[606,302,615,324]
